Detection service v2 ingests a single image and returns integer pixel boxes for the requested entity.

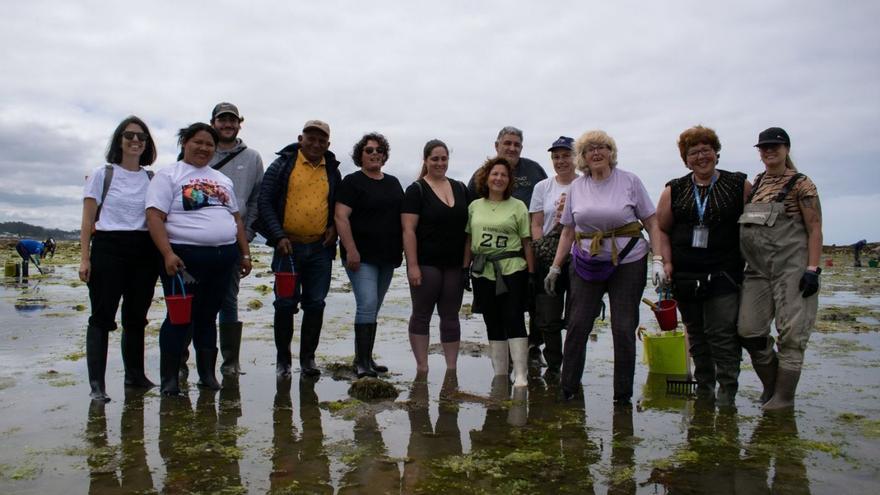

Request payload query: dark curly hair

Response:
[105,115,158,166]
[474,157,515,199]
[351,132,390,168]
[677,125,721,164]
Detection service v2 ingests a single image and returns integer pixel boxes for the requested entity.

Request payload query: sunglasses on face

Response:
[122,131,149,141]
[364,147,386,155]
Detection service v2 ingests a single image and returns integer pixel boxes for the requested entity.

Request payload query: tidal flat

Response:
[1,244,879,494]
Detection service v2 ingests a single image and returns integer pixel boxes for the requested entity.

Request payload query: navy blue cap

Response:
[548,136,574,151]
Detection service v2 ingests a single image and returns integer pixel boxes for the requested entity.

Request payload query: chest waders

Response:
[737,173,817,410]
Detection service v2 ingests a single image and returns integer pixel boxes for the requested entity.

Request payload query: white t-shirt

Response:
[145,161,239,246]
[83,164,152,231]
[561,168,656,264]
[529,175,578,235]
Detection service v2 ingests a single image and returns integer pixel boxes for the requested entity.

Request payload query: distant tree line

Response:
[0,222,79,240]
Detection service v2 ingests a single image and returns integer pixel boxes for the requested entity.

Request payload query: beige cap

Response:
[302,119,330,136]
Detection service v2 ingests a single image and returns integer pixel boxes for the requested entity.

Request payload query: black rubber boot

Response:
[86,325,111,402]
[763,368,801,412]
[195,348,222,390]
[354,323,377,378]
[121,327,155,388]
[299,310,323,377]
[219,321,245,376]
[367,323,388,373]
[274,310,294,377]
[160,348,182,396]
[542,329,563,374]
[179,326,192,379]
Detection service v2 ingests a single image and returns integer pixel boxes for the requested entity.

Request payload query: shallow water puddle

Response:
[1,247,879,493]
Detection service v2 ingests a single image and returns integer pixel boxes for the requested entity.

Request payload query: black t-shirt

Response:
[401,178,471,267]
[336,170,404,266]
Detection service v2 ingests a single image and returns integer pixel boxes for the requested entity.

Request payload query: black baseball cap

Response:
[755,127,790,147]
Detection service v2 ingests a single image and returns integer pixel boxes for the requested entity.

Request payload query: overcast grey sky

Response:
[1,0,877,244]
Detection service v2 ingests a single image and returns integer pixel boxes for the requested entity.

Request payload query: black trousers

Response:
[87,231,160,332]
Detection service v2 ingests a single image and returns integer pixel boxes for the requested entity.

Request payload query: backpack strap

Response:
[94,165,114,223]
[212,147,246,170]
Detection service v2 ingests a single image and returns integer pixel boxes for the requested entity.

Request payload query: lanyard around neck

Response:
[692,173,717,225]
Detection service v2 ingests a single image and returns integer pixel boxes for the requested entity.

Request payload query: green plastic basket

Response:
[640,329,687,375]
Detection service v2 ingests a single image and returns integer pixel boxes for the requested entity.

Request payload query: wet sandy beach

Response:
[1,243,879,494]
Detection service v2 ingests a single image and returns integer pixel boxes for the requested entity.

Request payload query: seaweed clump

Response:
[348,377,398,401]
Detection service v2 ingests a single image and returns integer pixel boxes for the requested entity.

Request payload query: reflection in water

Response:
[639,372,689,412]
[85,391,154,494]
[271,376,332,493]
[338,390,400,494]
[403,370,463,492]
[609,404,636,495]
[158,388,244,493]
[649,406,811,494]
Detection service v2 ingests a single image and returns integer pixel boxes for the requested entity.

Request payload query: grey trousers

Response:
[678,291,742,395]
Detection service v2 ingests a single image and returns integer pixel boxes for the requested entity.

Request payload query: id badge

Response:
[692,225,709,248]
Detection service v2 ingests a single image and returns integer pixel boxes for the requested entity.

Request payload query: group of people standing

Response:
[77,104,822,413]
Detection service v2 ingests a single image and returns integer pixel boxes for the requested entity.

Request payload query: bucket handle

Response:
[272,255,295,274]
[637,327,647,341]
[171,273,186,297]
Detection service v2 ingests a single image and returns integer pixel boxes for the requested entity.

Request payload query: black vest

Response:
[668,169,746,280]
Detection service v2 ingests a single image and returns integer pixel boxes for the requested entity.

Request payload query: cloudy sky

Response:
[1,1,877,244]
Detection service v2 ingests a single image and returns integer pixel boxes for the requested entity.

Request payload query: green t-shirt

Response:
[466,198,530,280]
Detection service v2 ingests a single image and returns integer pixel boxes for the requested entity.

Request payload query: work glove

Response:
[799,268,820,298]
[461,267,472,292]
[544,265,561,296]
[652,256,668,287]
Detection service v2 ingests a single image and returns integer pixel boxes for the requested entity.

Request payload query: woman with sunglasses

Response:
[335,132,404,378]
[79,116,159,402]
[146,123,252,396]
[655,125,751,407]
[738,127,822,411]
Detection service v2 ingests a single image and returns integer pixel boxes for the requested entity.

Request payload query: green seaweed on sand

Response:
[348,377,398,401]
[813,337,872,357]
[254,284,273,296]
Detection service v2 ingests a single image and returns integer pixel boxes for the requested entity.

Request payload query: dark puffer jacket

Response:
[256,143,342,247]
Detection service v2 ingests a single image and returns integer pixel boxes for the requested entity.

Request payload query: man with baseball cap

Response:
[204,102,265,376]
[258,120,341,377]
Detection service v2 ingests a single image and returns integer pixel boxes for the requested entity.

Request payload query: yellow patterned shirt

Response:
[283,153,329,243]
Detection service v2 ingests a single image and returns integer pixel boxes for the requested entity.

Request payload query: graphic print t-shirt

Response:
[145,161,239,246]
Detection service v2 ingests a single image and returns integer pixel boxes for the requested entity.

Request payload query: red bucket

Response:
[166,294,193,324]
[275,272,297,298]
[165,274,193,325]
[653,299,679,331]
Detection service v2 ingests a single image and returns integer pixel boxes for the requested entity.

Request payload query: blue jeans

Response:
[272,240,334,315]
[345,262,395,324]
[159,244,238,355]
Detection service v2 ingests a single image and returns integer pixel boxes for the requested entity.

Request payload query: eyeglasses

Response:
[364,147,386,155]
[122,131,149,141]
[586,144,610,153]
[687,148,716,158]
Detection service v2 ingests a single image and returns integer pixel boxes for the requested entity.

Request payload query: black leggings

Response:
[472,270,528,341]
[408,265,464,342]
[87,231,160,332]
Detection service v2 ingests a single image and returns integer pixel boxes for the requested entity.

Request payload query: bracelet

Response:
[242,255,251,260]
[652,255,663,262]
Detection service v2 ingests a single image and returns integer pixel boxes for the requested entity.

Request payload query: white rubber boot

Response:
[489,340,510,376]
[508,337,529,388]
